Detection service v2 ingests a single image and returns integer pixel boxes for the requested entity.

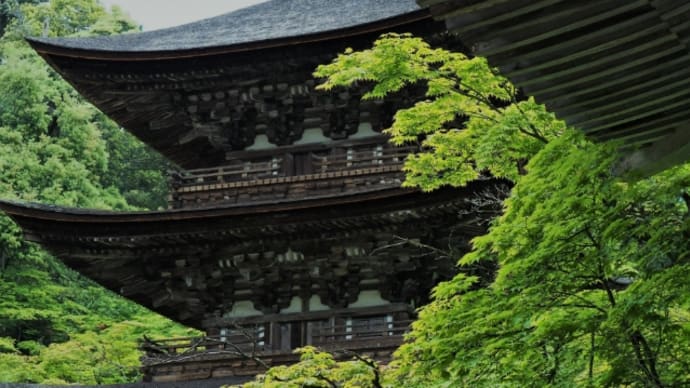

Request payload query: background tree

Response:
[0,0,188,384]
[0,0,44,37]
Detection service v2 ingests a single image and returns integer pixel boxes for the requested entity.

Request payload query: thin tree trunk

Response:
[589,331,595,381]
[629,331,663,387]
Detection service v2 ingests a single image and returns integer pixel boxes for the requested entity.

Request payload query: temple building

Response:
[0,0,502,383]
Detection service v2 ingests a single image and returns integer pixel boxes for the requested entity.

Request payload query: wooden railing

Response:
[140,319,411,363]
[171,158,282,186]
[312,320,412,345]
[171,144,416,188]
[311,146,416,173]
[140,333,265,358]
[141,306,414,380]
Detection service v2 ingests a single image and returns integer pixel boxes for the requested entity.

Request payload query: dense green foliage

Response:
[244,33,690,387]
[394,134,690,387]
[0,0,191,384]
[315,34,563,190]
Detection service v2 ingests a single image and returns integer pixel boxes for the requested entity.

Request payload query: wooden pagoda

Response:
[0,0,502,382]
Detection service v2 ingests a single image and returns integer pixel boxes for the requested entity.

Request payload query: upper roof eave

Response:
[25,3,430,62]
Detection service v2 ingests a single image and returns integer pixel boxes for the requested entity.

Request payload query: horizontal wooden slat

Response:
[422,0,690,171]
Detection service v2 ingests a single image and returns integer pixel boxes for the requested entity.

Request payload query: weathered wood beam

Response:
[617,124,690,176]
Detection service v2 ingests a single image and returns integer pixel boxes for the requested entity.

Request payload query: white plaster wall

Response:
[293,128,330,145]
[245,134,278,151]
[243,122,380,151]
[348,290,389,308]
[349,122,379,139]
[280,296,302,314]
[223,300,262,318]
[308,295,330,311]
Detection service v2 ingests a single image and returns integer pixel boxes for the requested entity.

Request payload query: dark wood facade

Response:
[0,0,503,382]
[28,5,439,170]
[1,185,496,327]
[1,178,503,380]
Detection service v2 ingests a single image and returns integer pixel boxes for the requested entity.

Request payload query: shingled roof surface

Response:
[28,0,421,52]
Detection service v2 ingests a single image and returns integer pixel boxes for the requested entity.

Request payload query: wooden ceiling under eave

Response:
[418,0,690,175]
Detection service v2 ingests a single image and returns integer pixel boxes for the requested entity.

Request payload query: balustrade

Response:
[141,314,412,364]
[171,143,416,188]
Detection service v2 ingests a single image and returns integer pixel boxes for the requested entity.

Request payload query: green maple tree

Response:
[244,33,690,387]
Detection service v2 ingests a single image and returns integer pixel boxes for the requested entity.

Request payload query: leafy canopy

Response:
[238,347,381,388]
[0,1,184,384]
[315,33,564,190]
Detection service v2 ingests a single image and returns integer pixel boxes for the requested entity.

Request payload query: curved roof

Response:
[0,186,416,224]
[0,183,493,329]
[28,0,422,55]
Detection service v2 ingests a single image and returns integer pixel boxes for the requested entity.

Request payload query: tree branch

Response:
[337,350,382,388]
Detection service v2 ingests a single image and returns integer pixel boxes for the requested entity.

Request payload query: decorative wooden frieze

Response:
[321,91,362,140]
[264,99,307,146]
[106,76,412,154]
